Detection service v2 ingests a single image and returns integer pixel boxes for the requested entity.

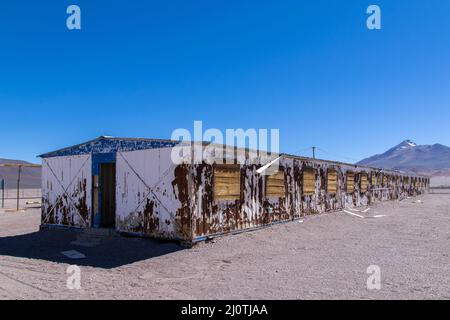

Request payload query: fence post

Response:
[1,179,4,209]
[16,166,22,211]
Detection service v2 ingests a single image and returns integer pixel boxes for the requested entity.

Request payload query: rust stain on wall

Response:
[142,199,159,234]
[41,148,429,244]
[172,164,192,239]
[189,155,429,240]
[42,178,89,228]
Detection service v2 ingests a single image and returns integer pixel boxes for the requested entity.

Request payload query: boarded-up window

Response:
[360,173,368,192]
[371,173,378,186]
[327,170,338,195]
[213,165,241,201]
[266,170,286,198]
[303,168,315,196]
[346,172,355,193]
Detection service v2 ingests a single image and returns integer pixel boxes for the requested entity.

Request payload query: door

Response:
[100,163,116,228]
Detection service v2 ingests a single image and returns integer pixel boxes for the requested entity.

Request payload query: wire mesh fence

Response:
[0,163,42,211]
[430,187,450,194]
[0,188,42,211]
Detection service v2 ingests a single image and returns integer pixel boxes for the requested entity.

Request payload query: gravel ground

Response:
[0,194,449,300]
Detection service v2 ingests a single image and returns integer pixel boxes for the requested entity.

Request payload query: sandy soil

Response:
[0,194,449,300]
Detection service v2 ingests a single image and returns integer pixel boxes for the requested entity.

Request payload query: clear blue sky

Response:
[1,0,449,163]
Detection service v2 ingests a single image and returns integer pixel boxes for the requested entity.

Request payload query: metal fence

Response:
[1,188,41,199]
[0,187,41,210]
[430,186,450,194]
[0,163,42,211]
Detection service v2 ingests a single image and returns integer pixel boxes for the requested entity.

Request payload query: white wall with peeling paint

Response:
[42,154,92,228]
[115,148,184,240]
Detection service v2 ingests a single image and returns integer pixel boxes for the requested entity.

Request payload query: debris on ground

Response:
[343,210,365,219]
[61,250,86,260]
[26,201,40,205]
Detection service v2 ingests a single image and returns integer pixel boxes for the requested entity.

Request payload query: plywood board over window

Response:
[346,172,355,193]
[303,168,315,196]
[327,170,338,195]
[360,173,368,193]
[266,169,286,198]
[371,173,378,186]
[213,165,241,201]
[383,175,389,187]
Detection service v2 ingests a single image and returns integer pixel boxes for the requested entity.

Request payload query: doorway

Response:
[100,163,116,228]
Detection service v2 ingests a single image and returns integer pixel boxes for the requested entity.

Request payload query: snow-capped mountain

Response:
[357,140,450,175]
[396,140,417,149]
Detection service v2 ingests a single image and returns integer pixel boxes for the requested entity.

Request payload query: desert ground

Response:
[0,193,449,300]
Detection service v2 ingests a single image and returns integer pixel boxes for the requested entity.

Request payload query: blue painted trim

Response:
[193,236,208,243]
[92,153,116,175]
[40,137,180,158]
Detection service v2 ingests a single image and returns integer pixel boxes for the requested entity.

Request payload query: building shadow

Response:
[0,229,185,269]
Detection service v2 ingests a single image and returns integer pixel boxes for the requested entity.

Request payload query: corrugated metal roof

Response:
[39,136,181,158]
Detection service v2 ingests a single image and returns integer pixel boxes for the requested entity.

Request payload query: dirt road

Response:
[0,194,449,300]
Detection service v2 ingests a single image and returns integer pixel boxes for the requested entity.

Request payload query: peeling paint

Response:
[41,155,92,229]
[41,143,429,244]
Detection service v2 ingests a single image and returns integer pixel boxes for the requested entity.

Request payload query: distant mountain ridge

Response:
[357,140,450,175]
[0,158,41,189]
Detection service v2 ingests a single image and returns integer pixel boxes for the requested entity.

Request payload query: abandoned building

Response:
[39,136,429,244]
